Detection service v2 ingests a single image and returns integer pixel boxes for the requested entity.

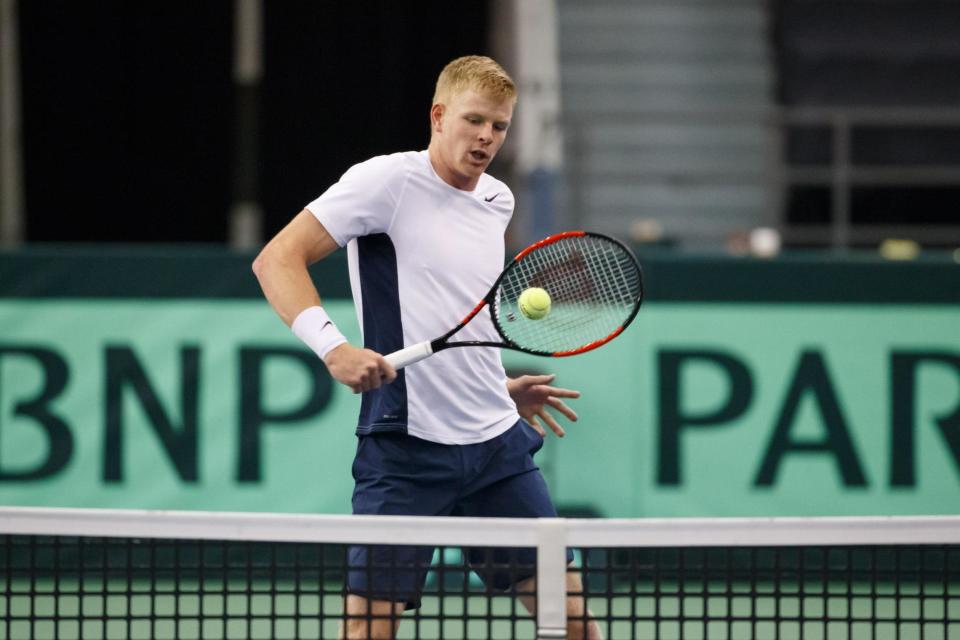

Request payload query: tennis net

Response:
[1,508,958,639]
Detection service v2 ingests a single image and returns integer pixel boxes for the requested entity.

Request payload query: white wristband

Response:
[291,306,348,362]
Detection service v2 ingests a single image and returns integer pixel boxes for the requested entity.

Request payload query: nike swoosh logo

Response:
[484,193,499,202]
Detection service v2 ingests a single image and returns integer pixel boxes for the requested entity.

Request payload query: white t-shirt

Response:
[306,150,520,444]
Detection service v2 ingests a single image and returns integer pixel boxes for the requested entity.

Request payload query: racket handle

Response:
[383,341,433,370]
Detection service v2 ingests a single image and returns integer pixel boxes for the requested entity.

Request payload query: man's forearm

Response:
[252,251,322,326]
[251,209,341,326]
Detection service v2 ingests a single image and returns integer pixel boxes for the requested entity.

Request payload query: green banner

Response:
[1,299,957,516]
[510,304,960,517]
[0,301,359,514]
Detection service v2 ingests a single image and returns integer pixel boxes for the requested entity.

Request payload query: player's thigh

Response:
[349,432,459,610]
[460,469,570,590]
[461,466,559,520]
[351,432,460,517]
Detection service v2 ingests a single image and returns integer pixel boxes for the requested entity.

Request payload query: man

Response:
[253,55,601,639]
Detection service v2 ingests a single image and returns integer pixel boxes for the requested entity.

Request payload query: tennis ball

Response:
[518,287,551,320]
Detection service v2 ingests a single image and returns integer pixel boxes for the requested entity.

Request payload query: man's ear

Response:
[430,103,445,133]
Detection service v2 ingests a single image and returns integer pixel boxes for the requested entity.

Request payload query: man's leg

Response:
[343,542,433,640]
[347,433,458,638]
[458,422,603,636]
[339,594,405,640]
[515,569,604,640]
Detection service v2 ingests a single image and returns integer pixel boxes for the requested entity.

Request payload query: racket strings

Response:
[494,235,642,353]
[504,252,635,350]
[540,244,628,338]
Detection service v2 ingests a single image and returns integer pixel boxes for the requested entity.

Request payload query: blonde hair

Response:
[432,55,517,106]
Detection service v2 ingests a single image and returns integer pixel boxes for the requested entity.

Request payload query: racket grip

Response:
[383,341,433,370]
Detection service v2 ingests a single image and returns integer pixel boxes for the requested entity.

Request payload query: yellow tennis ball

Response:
[518,287,551,320]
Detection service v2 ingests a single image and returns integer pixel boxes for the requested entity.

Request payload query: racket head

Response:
[490,231,643,356]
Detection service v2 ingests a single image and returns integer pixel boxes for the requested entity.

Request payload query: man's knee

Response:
[341,617,395,640]
[340,594,404,640]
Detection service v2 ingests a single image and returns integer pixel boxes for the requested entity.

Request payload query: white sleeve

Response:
[305,154,404,246]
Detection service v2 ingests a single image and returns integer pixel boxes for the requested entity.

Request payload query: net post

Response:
[536,517,568,639]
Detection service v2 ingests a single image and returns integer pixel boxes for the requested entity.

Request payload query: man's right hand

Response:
[323,343,397,393]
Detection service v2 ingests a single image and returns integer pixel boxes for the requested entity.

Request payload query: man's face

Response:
[429,88,514,191]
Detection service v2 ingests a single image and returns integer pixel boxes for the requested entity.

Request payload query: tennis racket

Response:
[383,230,643,370]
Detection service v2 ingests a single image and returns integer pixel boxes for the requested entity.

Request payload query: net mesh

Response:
[571,545,960,640]
[494,233,642,354]
[0,537,536,640]
[2,510,958,640]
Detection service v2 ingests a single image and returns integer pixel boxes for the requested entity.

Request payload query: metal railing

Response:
[782,107,960,248]
[564,107,960,249]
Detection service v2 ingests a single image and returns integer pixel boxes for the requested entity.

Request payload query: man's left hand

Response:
[507,374,580,438]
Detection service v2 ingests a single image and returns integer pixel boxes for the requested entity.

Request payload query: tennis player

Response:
[253,55,601,639]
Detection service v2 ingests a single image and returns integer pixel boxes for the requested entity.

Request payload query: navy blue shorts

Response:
[347,419,571,608]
